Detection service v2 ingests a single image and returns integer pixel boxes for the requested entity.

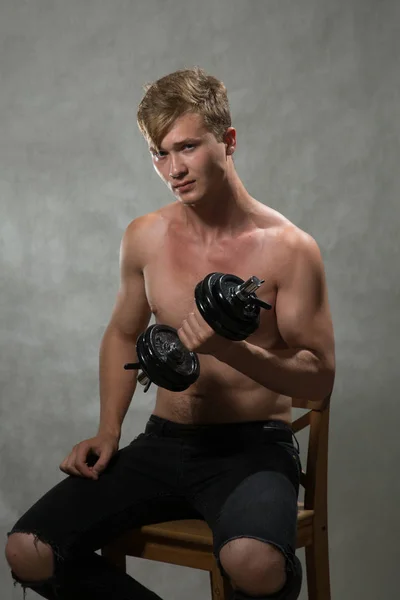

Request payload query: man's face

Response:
[149,113,235,204]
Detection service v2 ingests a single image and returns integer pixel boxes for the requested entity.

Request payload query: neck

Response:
[179,171,257,245]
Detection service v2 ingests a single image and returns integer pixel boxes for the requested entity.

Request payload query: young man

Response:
[5,67,335,600]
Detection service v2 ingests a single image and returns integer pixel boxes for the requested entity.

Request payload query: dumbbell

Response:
[124,273,272,393]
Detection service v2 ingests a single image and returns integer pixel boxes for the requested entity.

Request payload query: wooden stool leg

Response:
[305,529,331,600]
[210,562,233,600]
[102,546,127,573]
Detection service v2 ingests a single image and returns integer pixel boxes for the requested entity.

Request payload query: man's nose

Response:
[169,156,188,179]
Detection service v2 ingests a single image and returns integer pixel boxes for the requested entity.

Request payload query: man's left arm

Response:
[214,231,336,401]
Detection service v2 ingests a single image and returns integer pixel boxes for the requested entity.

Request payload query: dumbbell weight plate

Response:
[136,324,200,392]
[195,273,260,341]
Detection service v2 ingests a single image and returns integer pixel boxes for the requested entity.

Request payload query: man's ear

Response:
[224,127,237,156]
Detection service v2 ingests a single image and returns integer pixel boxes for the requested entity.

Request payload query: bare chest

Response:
[143,231,284,349]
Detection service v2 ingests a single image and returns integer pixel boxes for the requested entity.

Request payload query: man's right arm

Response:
[97,216,152,440]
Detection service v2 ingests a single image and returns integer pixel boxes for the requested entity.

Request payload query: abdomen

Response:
[154,354,292,424]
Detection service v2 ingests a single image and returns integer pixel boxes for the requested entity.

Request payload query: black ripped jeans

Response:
[7,415,302,600]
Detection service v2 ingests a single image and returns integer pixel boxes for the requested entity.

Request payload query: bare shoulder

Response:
[124,211,162,240]
[279,222,322,263]
[256,203,323,265]
[122,209,168,268]
[125,203,175,237]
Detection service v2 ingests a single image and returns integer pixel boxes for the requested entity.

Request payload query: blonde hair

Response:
[137,66,232,151]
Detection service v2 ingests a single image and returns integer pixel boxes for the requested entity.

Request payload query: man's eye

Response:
[153,144,195,159]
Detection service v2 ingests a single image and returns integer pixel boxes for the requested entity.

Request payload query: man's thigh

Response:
[191,440,300,566]
[8,432,198,559]
[213,469,299,567]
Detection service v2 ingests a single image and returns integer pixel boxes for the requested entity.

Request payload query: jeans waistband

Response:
[145,414,295,444]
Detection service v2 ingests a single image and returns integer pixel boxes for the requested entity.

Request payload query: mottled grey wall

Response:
[1,1,398,598]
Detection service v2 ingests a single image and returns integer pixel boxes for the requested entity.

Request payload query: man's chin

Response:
[179,191,200,203]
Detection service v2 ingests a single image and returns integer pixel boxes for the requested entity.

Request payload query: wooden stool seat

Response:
[136,508,313,543]
[103,507,314,567]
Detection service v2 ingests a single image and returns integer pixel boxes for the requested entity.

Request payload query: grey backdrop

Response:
[1,1,398,598]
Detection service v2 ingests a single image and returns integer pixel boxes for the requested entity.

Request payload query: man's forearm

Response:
[97,325,139,439]
[215,340,334,401]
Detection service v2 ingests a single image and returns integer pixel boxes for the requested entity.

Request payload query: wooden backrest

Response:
[291,395,331,513]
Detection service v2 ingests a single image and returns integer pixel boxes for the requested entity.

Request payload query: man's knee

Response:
[219,537,287,597]
[5,532,54,583]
